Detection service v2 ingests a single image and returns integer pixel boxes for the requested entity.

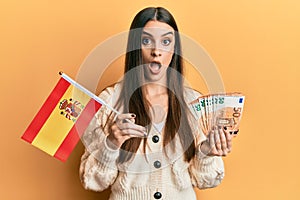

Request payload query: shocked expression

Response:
[141,20,175,83]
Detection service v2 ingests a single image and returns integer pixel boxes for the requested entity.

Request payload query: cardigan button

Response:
[154,192,162,199]
[154,160,161,169]
[152,135,159,143]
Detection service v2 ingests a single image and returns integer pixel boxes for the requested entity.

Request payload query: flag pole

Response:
[59,72,121,115]
[58,72,146,135]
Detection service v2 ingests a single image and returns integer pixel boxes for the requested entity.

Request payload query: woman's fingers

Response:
[108,113,147,148]
[224,128,233,153]
[116,113,136,126]
[209,131,216,152]
[206,126,233,156]
[115,113,146,137]
[214,128,222,154]
[208,130,220,156]
[119,122,146,137]
[121,129,146,137]
[219,127,229,156]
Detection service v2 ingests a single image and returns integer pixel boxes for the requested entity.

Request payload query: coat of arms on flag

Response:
[59,98,84,122]
[21,72,111,162]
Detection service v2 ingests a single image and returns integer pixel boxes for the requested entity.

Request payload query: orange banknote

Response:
[190,93,245,136]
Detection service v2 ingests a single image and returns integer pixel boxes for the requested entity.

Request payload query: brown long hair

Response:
[109,7,196,163]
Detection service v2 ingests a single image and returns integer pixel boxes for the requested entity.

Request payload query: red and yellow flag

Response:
[21,72,102,162]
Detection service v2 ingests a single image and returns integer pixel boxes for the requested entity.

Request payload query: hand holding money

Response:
[200,126,233,156]
[190,93,245,137]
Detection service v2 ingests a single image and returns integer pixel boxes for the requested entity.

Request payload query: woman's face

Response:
[141,20,175,83]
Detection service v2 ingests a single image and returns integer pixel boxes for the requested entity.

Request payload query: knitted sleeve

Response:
[188,130,225,189]
[79,86,120,192]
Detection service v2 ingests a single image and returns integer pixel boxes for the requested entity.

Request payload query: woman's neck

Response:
[143,83,168,97]
[143,83,168,123]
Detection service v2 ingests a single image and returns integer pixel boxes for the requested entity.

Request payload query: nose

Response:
[151,47,162,57]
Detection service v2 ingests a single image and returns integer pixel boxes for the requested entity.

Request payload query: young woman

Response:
[80,7,233,200]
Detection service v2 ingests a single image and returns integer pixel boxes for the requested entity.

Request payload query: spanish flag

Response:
[21,72,110,162]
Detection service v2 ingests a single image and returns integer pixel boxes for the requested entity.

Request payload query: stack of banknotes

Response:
[190,93,245,136]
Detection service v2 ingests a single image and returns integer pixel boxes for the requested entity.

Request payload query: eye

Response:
[162,39,171,46]
[142,38,152,46]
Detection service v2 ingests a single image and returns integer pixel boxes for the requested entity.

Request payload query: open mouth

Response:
[149,62,162,74]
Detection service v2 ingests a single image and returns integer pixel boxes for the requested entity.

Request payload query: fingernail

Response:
[143,131,148,137]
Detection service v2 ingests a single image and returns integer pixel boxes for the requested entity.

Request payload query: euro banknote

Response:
[190,93,245,136]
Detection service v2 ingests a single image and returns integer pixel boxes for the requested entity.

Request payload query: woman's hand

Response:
[200,126,233,157]
[107,113,147,149]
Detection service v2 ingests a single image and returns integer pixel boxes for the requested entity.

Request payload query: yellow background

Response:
[1,0,299,199]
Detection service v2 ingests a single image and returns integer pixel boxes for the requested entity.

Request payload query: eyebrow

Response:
[142,31,174,37]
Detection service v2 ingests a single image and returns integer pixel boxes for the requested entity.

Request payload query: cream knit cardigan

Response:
[80,83,224,200]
